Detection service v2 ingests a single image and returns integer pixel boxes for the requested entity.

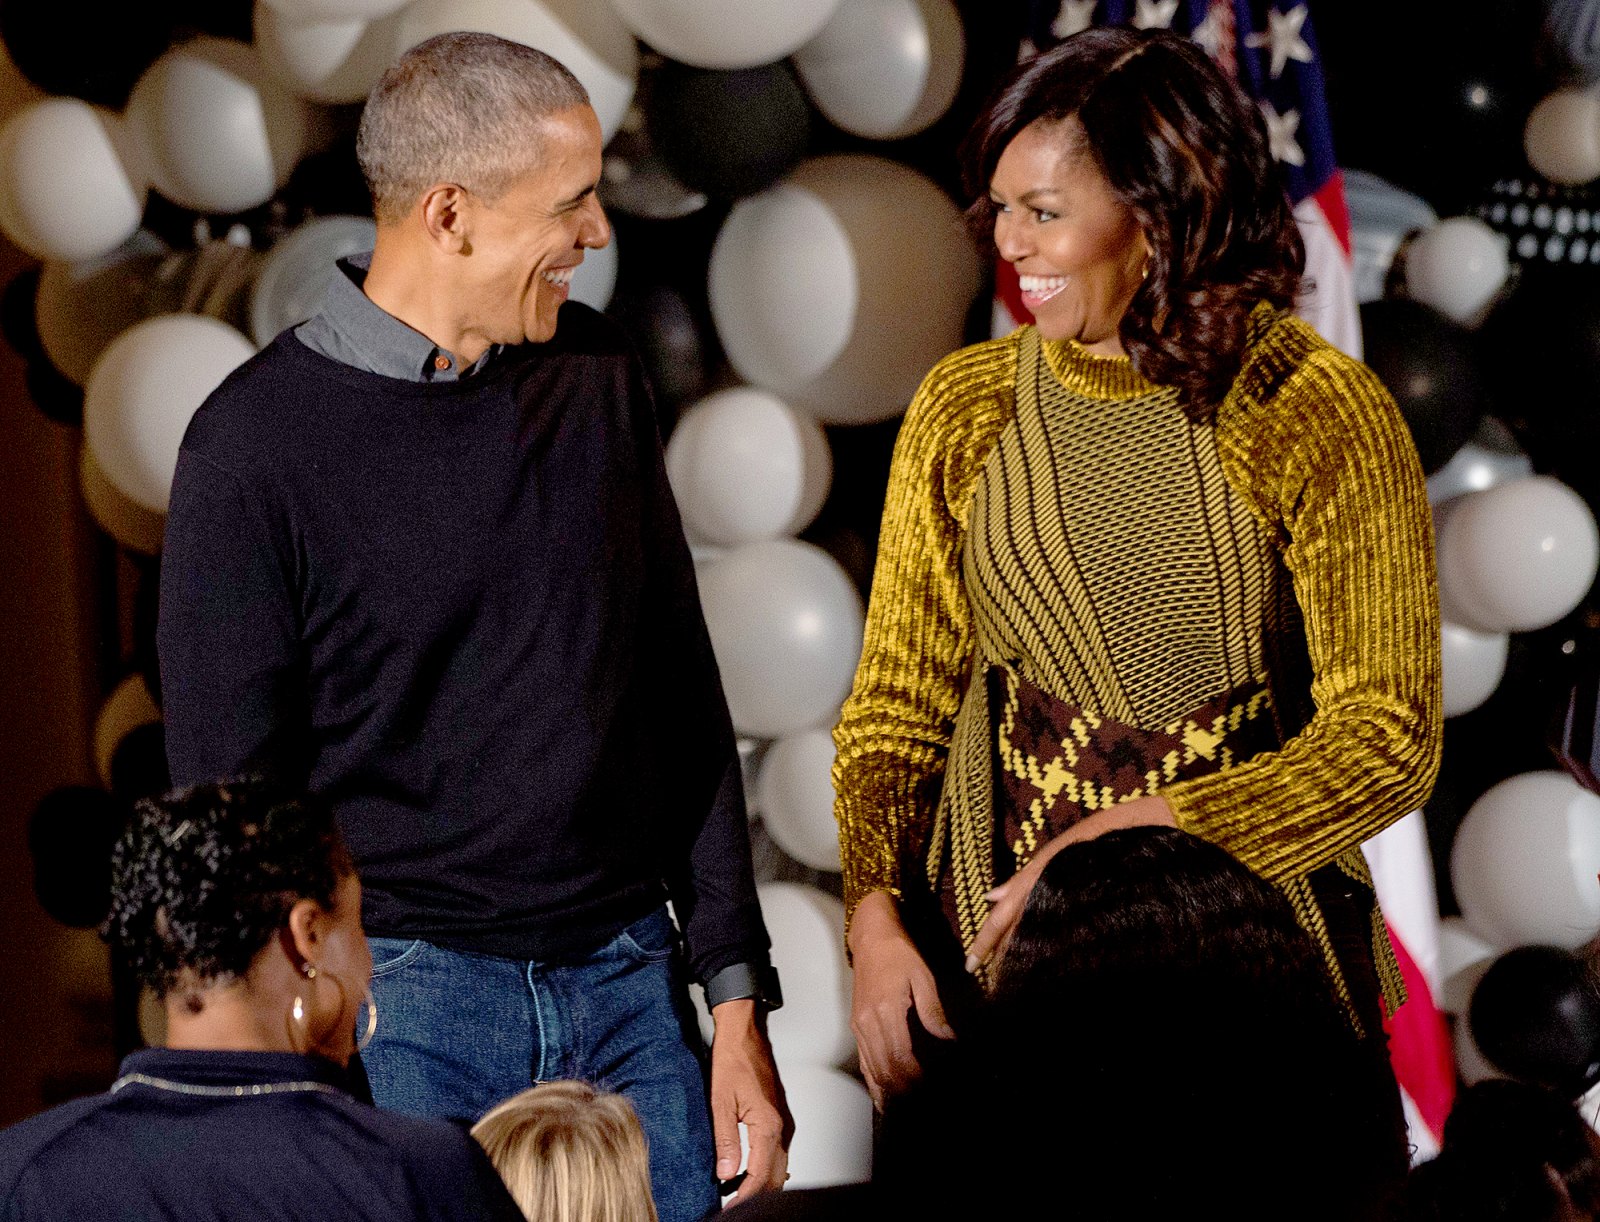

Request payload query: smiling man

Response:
[157,34,788,1222]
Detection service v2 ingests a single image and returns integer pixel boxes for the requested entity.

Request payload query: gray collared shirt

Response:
[295,251,501,382]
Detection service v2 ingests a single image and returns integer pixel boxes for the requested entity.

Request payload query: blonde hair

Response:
[471,1081,659,1222]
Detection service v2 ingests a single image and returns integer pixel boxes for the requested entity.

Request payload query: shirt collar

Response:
[314,251,501,383]
[118,1047,353,1093]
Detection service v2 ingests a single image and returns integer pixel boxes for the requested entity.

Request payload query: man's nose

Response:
[581,197,611,250]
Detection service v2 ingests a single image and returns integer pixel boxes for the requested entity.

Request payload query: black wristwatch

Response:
[703,961,784,1012]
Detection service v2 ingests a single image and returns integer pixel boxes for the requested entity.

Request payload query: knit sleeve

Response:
[1161,341,1443,881]
[832,340,1017,923]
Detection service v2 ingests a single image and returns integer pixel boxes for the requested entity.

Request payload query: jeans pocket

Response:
[616,909,678,964]
[368,937,425,978]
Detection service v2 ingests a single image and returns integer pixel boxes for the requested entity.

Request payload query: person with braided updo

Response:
[0,778,521,1221]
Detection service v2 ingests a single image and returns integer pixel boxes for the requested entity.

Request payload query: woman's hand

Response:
[964,795,1178,973]
[847,890,956,1111]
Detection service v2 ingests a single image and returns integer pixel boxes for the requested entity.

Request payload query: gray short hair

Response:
[357,32,591,224]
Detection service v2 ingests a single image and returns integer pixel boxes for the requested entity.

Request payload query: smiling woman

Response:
[832,29,1442,1181]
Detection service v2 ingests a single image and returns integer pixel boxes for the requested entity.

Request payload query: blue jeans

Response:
[364,909,719,1222]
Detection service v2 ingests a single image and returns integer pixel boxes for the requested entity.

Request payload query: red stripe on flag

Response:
[1312,170,1353,258]
[1382,923,1456,1142]
[994,256,1032,328]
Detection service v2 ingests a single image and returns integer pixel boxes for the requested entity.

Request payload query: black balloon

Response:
[0,266,42,360]
[646,60,810,199]
[606,285,709,410]
[1469,945,1600,1097]
[0,1,179,107]
[24,359,83,427]
[27,785,127,929]
[110,720,170,803]
[1480,264,1600,491]
[1359,299,1488,473]
[1316,1,1545,210]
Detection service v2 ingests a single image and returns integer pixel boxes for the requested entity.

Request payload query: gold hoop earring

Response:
[356,988,379,1053]
[288,964,318,1053]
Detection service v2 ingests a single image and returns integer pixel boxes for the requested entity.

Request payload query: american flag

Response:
[1003,0,1456,1161]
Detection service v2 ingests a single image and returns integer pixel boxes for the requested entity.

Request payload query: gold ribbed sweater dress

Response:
[832,304,1443,1025]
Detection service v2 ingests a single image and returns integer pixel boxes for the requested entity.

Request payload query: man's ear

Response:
[418,183,472,254]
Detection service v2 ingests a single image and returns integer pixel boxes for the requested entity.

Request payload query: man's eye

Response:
[1034,209,1058,223]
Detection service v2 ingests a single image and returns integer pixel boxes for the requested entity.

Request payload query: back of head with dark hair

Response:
[883,829,1405,1220]
[1405,1080,1600,1221]
[963,27,1304,418]
[103,778,351,1006]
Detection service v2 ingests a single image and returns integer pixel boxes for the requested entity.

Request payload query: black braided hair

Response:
[103,777,352,1003]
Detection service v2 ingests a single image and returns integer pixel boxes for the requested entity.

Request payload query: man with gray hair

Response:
[158,33,788,1221]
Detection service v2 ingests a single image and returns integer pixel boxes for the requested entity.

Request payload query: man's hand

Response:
[709,999,792,1205]
[964,795,1178,973]
[847,890,955,1112]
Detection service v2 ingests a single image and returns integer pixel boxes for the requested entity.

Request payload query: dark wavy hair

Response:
[962,28,1304,419]
[992,825,1335,1014]
[883,828,1408,1218]
[103,778,353,1006]
[1406,1081,1600,1221]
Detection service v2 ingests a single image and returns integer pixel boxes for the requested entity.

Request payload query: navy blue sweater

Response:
[158,303,767,981]
[0,1049,522,1221]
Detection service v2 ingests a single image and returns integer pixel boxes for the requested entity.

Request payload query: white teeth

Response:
[543,268,574,286]
[1019,274,1067,292]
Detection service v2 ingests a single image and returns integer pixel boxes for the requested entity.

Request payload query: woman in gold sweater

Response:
[833,27,1442,1111]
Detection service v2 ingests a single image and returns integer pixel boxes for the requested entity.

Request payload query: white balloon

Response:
[698,539,864,738]
[757,730,841,872]
[255,2,401,104]
[1426,418,1533,506]
[759,882,854,1067]
[0,100,145,263]
[1440,621,1509,717]
[1405,217,1509,328]
[777,1064,873,1188]
[1345,168,1436,306]
[127,38,316,215]
[93,674,161,788]
[1436,476,1600,633]
[250,215,378,346]
[793,0,964,140]
[78,444,167,556]
[709,155,980,424]
[1525,88,1600,185]
[262,0,410,19]
[666,388,832,546]
[611,0,842,70]
[394,0,638,143]
[84,315,258,514]
[1438,915,1498,1016]
[568,232,617,311]
[36,231,172,386]
[1451,770,1600,950]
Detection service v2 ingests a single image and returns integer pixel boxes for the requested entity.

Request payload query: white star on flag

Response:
[1245,5,1314,79]
[1260,101,1305,166]
[1052,0,1097,38]
[1191,6,1228,59]
[1132,0,1180,28]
